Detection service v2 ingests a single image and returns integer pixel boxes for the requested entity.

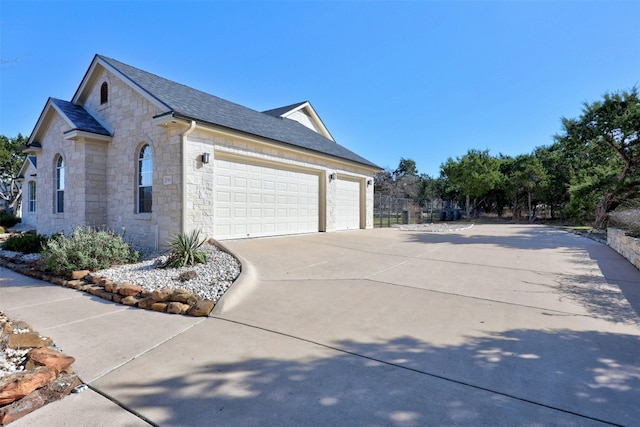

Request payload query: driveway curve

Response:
[3,224,639,426]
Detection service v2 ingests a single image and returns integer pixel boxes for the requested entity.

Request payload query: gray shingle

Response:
[98,55,378,169]
[262,102,308,118]
[51,98,110,136]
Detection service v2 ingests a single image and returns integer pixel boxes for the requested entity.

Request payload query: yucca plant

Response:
[162,229,208,269]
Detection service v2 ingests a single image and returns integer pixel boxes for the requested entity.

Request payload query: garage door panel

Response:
[336,179,361,230]
[214,158,319,239]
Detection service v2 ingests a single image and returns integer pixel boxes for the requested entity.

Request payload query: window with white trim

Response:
[55,156,64,213]
[138,144,152,213]
[28,181,36,212]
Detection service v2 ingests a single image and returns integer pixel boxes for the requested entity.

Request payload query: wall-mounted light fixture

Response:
[201,152,210,164]
[367,179,373,186]
[329,172,337,181]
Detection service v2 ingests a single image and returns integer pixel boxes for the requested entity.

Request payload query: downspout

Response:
[181,120,197,234]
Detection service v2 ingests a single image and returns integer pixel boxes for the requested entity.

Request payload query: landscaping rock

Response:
[121,296,141,306]
[26,348,75,374]
[151,288,174,302]
[70,270,90,280]
[117,282,142,297]
[7,333,52,350]
[167,302,190,315]
[187,300,215,317]
[0,367,57,406]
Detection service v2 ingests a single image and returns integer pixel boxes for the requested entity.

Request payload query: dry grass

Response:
[609,201,640,236]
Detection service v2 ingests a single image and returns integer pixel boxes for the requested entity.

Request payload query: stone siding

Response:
[33,62,375,249]
[607,227,640,270]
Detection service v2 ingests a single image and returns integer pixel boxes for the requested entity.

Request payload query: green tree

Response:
[0,134,27,214]
[555,87,640,227]
[440,149,504,218]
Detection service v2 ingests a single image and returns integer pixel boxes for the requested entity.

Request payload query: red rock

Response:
[0,374,81,425]
[0,367,57,406]
[26,347,75,374]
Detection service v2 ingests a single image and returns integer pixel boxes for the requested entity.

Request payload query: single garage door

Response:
[214,158,320,240]
[336,178,361,230]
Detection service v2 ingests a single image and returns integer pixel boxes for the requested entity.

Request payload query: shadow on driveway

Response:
[105,329,639,427]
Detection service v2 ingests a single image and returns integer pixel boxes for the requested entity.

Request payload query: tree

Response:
[440,149,504,218]
[555,87,640,227]
[0,134,27,215]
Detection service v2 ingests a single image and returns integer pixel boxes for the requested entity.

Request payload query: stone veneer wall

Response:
[607,227,640,270]
[35,64,375,249]
[183,128,375,235]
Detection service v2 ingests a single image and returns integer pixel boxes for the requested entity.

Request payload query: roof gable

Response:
[17,155,37,180]
[262,101,334,141]
[27,98,112,146]
[84,55,378,169]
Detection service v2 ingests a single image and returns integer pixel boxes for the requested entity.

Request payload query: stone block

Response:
[0,367,57,406]
[137,297,156,310]
[70,270,90,280]
[151,288,174,302]
[7,333,52,349]
[167,302,190,315]
[187,300,215,317]
[151,302,168,312]
[117,283,142,296]
[26,347,75,374]
[121,296,140,306]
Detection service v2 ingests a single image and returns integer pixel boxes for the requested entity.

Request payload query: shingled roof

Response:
[96,55,378,169]
[50,98,111,136]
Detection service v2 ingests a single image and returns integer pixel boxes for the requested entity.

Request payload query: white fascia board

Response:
[72,56,168,113]
[281,101,334,142]
[63,130,112,142]
[27,99,60,145]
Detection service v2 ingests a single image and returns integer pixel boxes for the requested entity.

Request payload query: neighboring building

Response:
[23,55,379,248]
[15,155,38,228]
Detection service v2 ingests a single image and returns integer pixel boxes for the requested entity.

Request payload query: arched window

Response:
[138,144,152,213]
[28,181,36,213]
[55,156,64,213]
[100,82,108,104]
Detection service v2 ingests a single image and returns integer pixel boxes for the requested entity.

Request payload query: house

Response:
[15,155,38,228]
[23,55,380,248]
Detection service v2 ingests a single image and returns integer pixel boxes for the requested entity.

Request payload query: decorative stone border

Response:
[1,314,82,425]
[0,256,215,317]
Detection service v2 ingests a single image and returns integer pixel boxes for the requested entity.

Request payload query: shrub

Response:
[0,212,20,228]
[1,232,48,254]
[41,226,139,276]
[162,229,208,269]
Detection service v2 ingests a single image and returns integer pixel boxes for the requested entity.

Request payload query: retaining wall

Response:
[607,227,640,270]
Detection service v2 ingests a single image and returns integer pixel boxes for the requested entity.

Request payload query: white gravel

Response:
[95,243,241,301]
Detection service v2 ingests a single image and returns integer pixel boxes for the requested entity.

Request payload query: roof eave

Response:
[172,113,380,171]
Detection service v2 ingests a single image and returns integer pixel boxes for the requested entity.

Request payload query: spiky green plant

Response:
[162,229,208,269]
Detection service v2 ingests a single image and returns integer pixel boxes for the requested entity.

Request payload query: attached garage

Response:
[335,178,362,231]
[214,157,320,240]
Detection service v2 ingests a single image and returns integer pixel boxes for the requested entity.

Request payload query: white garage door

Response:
[214,158,319,240]
[336,179,361,230]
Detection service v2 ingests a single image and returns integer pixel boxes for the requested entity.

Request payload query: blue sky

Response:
[1,1,638,177]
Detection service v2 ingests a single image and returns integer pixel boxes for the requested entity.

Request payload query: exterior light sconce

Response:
[329,173,337,181]
[367,179,373,186]
[201,152,210,164]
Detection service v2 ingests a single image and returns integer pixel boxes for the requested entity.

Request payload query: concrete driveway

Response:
[2,224,639,426]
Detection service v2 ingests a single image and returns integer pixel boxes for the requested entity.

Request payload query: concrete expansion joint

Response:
[211,316,624,427]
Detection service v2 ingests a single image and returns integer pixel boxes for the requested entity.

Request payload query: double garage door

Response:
[214,158,361,240]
